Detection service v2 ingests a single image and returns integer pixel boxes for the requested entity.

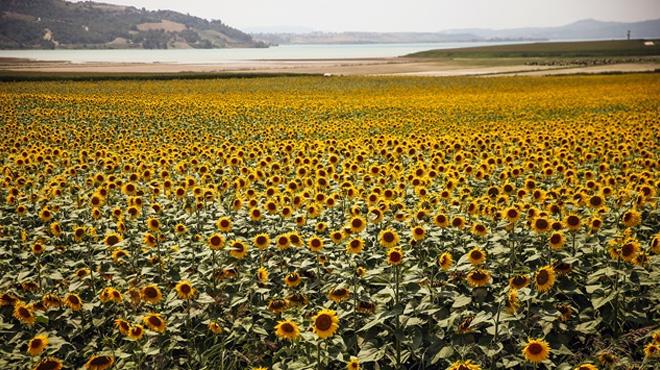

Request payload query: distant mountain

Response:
[252,18,660,45]
[443,18,660,40]
[0,0,267,49]
[251,31,540,45]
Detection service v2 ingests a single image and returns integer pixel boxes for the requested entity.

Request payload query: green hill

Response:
[0,0,267,49]
[407,39,660,58]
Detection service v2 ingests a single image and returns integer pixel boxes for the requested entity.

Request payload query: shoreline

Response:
[0,56,657,78]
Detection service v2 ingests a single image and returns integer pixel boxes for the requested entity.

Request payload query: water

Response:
[0,41,535,64]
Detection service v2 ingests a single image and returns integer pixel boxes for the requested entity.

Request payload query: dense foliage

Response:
[0,75,658,370]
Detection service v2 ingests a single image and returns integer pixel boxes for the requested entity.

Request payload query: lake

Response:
[0,41,534,63]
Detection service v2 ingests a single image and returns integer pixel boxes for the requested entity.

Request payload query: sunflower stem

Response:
[394,264,401,368]
[316,340,321,370]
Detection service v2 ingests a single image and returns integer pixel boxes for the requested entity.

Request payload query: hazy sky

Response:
[73,0,660,32]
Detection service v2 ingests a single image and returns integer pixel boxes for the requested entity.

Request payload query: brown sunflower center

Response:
[36,359,61,370]
[148,316,162,326]
[470,250,483,260]
[30,339,43,348]
[383,232,395,243]
[537,270,549,285]
[90,356,112,366]
[551,234,562,244]
[389,251,402,262]
[527,343,544,355]
[621,244,634,257]
[180,284,191,294]
[567,216,580,226]
[352,219,363,228]
[315,314,332,331]
[281,323,295,333]
[535,219,549,229]
[144,287,158,298]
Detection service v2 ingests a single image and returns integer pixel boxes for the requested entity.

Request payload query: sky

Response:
[71,0,660,32]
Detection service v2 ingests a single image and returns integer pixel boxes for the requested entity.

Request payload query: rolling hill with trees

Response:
[0,0,267,49]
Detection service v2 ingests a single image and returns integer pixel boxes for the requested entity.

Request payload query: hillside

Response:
[0,0,267,49]
[406,39,660,58]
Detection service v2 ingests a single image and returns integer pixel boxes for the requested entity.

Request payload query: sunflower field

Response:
[0,74,659,370]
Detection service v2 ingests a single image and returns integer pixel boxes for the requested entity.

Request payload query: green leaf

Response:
[451,295,471,308]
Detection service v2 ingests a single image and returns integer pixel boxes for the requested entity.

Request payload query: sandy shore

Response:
[0,57,657,77]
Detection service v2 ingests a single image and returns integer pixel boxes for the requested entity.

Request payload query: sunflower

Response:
[620,239,640,262]
[349,216,367,233]
[38,208,53,222]
[437,252,453,270]
[503,207,521,223]
[267,299,288,314]
[509,274,530,289]
[33,358,63,370]
[346,237,364,254]
[141,284,163,304]
[143,232,157,248]
[111,248,129,264]
[596,351,617,366]
[564,214,581,232]
[467,247,486,265]
[644,343,659,358]
[451,216,466,229]
[229,239,249,259]
[532,217,551,233]
[128,324,144,340]
[573,364,598,370]
[447,359,481,370]
[535,265,556,293]
[386,247,404,265]
[312,309,339,339]
[32,241,45,255]
[249,207,263,221]
[328,287,350,302]
[174,223,188,235]
[84,354,115,370]
[347,356,361,370]
[548,232,566,250]
[99,287,122,303]
[466,269,492,287]
[330,230,345,244]
[143,312,167,333]
[208,233,225,250]
[208,321,223,334]
[284,272,302,287]
[27,333,48,356]
[64,293,83,311]
[104,232,122,247]
[378,228,400,248]
[522,338,550,363]
[505,289,520,315]
[471,223,488,237]
[434,213,449,228]
[253,233,271,250]
[622,209,641,228]
[276,234,291,250]
[411,225,426,241]
[13,301,35,326]
[146,217,160,232]
[257,267,269,284]
[216,216,232,232]
[175,280,196,300]
[114,318,130,335]
[307,235,324,252]
[275,319,300,341]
